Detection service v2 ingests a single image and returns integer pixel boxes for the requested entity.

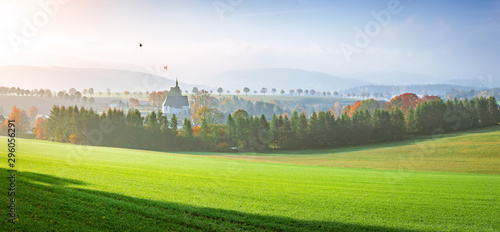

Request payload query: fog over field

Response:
[2,1,500,87]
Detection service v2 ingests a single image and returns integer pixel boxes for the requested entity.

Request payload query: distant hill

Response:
[206,68,368,92]
[443,78,500,88]
[0,66,206,92]
[342,84,480,97]
[343,72,441,85]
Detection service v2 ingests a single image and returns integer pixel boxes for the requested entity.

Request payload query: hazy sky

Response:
[1,0,499,84]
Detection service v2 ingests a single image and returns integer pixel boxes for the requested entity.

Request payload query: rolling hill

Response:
[0,66,208,93]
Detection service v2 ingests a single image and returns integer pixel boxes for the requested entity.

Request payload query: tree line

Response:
[29,94,499,152]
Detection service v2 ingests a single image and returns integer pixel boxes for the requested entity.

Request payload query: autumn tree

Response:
[390,93,420,113]
[420,95,440,103]
[129,98,140,107]
[9,106,30,133]
[148,91,167,106]
[194,107,223,125]
[191,90,214,109]
[348,99,388,116]
[33,117,48,139]
[27,106,39,120]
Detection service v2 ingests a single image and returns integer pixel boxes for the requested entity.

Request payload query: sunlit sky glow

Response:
[1,0,499,84]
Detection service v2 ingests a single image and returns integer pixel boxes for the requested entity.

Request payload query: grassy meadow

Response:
[211,126,500,175]
[1,126,499,231]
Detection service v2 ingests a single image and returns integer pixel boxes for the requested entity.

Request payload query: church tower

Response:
[162,78,190,115]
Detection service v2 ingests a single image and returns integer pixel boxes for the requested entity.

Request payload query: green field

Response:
[1,127,500,231]
[210,126,500,175]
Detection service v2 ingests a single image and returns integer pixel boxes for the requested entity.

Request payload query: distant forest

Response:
[5,93,497,152]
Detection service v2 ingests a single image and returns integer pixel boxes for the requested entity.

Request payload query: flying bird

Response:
[139,43,142,47]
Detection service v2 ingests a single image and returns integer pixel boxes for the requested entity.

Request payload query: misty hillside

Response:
[443,78,500,88]
[0,66,206,92]
[342,84,480,97]
[206,68,368,92]
[343,72,441,86]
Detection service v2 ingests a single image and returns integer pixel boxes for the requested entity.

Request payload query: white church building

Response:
[162,79,190,115]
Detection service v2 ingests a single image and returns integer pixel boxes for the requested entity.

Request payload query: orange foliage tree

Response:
[420,95,441,103]
[69,134,80,144]
[192,125,200,136]
[33,118,48,139]
[129,98,140,107]
[348,99,389,116]
[148,91,167,106]
[27,106,38,120]
[8,106,29,132]
[390,93,420,113]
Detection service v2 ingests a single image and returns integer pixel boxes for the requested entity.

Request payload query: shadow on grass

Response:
[3,168,425,232]
[18,170,88,187]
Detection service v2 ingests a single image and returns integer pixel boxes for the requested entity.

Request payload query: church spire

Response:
[176,78,178,87]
